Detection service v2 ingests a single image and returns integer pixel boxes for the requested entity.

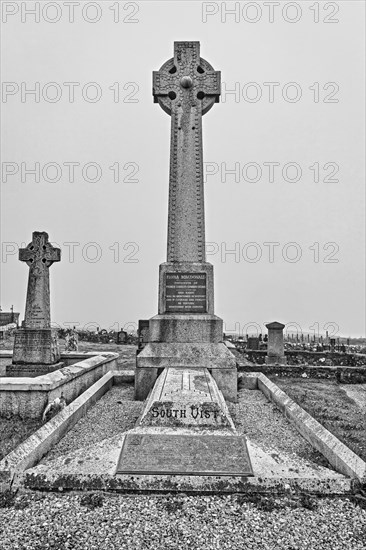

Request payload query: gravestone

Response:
[117,330,127,344]
[118,367,253,476]
[265,321,286,365]
[8,231,62,376]
[247,336,260,350]
[135,42,237,401]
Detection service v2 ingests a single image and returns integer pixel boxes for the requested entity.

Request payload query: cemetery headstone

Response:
[135,42,237,401]
[247,336,259,350]
[8,231,62,376]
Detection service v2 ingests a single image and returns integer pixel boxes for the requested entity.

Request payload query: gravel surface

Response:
[43,384,331,471]
[229,387,331,469]
[0,492,365,550]
[42,385,142,463]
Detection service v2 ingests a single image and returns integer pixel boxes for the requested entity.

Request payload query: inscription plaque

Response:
[116,433,254,476]
[165,273,207,313]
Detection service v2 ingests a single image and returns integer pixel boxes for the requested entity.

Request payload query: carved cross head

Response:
[153,41,220,116]
[19,232,61,269]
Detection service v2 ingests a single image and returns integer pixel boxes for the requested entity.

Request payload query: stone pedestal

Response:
[12,328,60,365]
[265,321,286,365]
[136,263,237,402]
[136,342,237,402]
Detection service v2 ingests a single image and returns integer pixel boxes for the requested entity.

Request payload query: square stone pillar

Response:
[265,321,286,365]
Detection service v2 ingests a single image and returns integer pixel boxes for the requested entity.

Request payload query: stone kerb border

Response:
[0,372,116,491]
[1,370,364,493]
[241,372,366,484]
[238,362,366,383]
[0,352,118,419]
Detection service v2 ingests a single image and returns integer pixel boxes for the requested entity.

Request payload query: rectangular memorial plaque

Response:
[165,273,207,313]
[116,433,254,476]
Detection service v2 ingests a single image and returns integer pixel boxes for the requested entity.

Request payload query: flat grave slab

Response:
[116,432,253,476]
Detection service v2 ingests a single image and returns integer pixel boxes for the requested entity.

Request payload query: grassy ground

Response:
[271,377,366,462]
[0,417,43,461]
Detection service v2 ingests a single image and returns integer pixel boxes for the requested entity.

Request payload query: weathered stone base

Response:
[22,470,356,495]
[6,362,64,378]
[265,355,287,365]
[0,353,119,419]
[149,314,223,343]
[135,343,237,401]
[12,328,60,364]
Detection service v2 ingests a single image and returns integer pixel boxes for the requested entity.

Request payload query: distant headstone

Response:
[265,321,286,365]
[9,232,62,375]
[0,311,20,326]
[117,330,127,344]
[247,337,259,350]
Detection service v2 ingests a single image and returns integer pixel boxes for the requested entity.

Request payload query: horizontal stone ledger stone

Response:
[138,367,235,429]
[116,433,253,476]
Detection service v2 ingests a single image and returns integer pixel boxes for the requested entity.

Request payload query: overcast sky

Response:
[1,1,365,338]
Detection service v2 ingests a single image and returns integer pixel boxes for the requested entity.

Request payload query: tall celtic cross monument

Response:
[10,231,62,375]
[135,42,237,401]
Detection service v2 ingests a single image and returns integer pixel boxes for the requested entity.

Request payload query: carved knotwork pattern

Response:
[19,232,61,329]
[154,42,220,263]
[19,232,61,274]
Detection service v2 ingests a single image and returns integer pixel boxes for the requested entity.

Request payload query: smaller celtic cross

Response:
[19,232,61,329]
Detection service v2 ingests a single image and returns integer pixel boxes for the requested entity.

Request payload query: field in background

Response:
[272,378,366,462]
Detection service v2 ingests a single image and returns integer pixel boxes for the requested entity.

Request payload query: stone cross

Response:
[19,231,61,329]
[153,42,220,262]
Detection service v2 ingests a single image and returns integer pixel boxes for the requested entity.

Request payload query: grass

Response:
[270,377,366,462]
[0,416,43,461]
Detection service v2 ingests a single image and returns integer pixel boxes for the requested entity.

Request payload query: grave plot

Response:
[6,368,358,496]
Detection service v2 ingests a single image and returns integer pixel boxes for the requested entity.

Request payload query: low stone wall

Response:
[0,352,118,419]
[238,363,366,383]
[243,349,366,367]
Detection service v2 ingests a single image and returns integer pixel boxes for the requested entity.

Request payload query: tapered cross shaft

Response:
[19,231,60,329]
[153,42,220,263]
